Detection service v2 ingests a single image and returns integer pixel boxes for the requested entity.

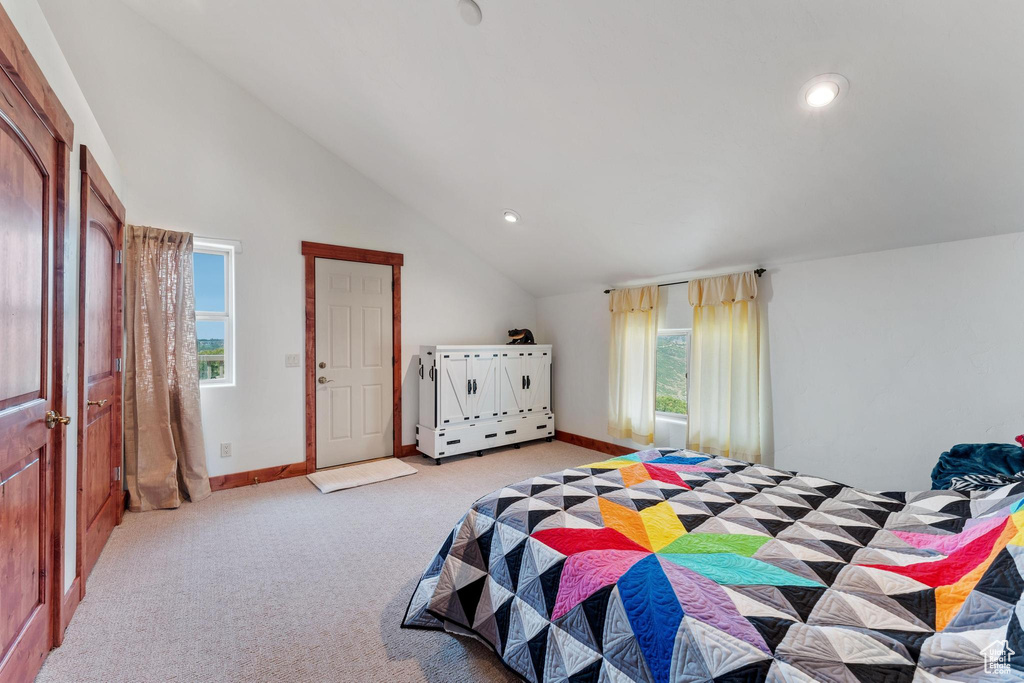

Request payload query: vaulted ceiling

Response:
[115,0,1024,295]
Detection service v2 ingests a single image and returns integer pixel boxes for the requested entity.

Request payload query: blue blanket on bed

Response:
[931,442,1024,490]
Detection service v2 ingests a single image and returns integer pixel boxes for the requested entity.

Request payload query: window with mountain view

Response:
[194,240,235,385]
[656,329,689,416]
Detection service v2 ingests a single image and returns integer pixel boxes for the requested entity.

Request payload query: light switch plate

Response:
[285,354,301,367]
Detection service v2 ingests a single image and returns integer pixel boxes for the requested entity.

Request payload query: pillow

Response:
[930,442,1024,491]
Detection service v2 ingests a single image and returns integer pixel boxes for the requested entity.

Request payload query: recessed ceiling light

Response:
[458,0,482,26]
[799,73,849,110]
[806,81,838,107]
[503,210,520,223]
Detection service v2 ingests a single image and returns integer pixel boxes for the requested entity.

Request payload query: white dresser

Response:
[416,345,554,463]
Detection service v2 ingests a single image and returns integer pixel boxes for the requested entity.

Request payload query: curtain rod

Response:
[603,268,765,294]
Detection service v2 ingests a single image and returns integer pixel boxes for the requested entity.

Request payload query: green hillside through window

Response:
[656,332,688,415]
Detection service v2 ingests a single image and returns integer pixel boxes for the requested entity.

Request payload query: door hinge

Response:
[115,358,122,372]
[115,249,123,264]
[114,466,121,481]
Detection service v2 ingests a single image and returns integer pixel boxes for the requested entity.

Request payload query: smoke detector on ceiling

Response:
[458,0,483,26]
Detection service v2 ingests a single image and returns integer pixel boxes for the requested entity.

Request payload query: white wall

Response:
[536,283,692,452]
[1,0,124,593]
[539,234,1024,492]
[39,0,536,479]
[767,233,1024,491]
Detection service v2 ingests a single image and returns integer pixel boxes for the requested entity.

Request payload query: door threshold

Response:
[316,455,395,472]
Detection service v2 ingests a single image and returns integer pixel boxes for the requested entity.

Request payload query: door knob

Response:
[87,399,108,408]
[319,361,326,369]
[45,410,71,429]
[318,376,333,384]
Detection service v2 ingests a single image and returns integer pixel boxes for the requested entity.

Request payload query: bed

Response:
[402,448,1024,682]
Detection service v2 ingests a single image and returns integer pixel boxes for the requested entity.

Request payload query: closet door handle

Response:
[467,379,472,395]
[522,375,526,390]
[419,364,424,379]
[472,379,478,394]
[527,375,531,389]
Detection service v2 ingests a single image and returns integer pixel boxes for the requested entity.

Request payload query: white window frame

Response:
[194,238,236,387]
[655,327,691,422]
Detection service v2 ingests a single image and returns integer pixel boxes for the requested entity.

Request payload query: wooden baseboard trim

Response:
[555,430,636,457]
[61,577,81,632]
[397,444,420,458]
[210,462,307,492]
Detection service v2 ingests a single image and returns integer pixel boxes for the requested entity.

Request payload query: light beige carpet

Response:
[37,441,598,683]
[307,457,417,494]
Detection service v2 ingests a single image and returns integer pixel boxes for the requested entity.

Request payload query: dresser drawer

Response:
[416,412,555,461]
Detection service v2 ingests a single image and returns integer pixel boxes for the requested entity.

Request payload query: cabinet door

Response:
[524,352,551,413]
[469,353,500,419]
[500,351,527,416]
[418,356,436,427]
[438,354,472,425]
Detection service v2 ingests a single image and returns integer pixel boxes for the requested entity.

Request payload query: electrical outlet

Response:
[220,442,232,458]
[285,353,301,367]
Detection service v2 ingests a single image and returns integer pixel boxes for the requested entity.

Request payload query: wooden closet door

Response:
[0,49,65,683]
[78,147,124,590]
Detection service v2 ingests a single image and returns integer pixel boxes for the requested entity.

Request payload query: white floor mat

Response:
[307,458,417,494]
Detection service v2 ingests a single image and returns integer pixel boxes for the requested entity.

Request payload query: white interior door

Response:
[315,258,393,468]
[500,351,527,416]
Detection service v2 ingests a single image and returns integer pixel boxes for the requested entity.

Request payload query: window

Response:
[656,328,690,417]
[193,239,235,386]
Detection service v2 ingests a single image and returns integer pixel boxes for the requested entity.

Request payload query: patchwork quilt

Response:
[402,449,1024,682]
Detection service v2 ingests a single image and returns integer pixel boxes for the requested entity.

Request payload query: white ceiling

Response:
[117,0,1024,296]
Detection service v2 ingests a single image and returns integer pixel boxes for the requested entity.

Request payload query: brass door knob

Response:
[45,410,71,429]
[87,399,108,408]
[318,376,333,384]
[318,361,327,369]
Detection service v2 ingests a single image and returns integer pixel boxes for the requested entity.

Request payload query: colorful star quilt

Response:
[402,449,1024,682]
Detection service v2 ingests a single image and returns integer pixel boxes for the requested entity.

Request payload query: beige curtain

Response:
[124,225,211,511]
[607,286,659,444]
[687,271,767,462]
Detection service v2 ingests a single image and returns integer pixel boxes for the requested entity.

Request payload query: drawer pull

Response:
[505,429,517,435]
[485,433,497,439]
[446,439,461,445]
[536,424,546,430]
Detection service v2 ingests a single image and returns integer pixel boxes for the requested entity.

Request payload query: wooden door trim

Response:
[80,146,125,220]
[0,5,73,145]
[0,1,74,664]
[300,241,403,474]
[75,145,125,608]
